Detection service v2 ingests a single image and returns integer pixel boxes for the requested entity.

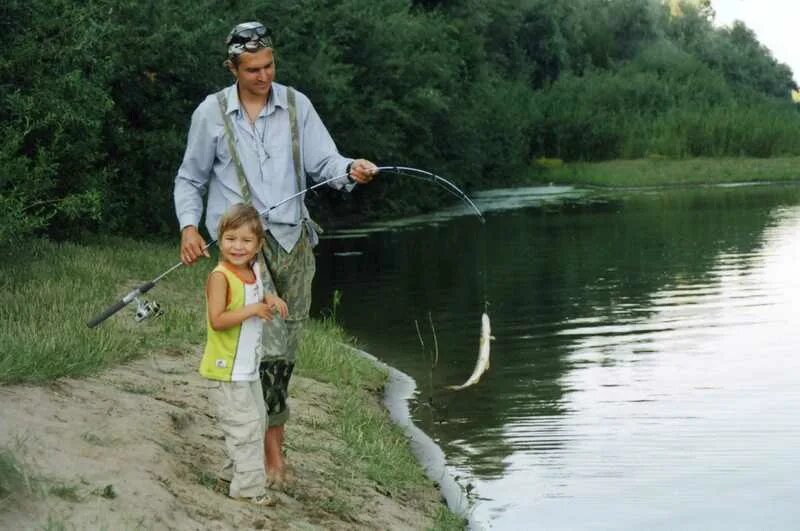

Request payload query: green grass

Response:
[298,319,385,391]
[430,505,469,530]
[531,156,800,188]
[0,236,210,384]
[298,318,435,494]
[297,318,465,526]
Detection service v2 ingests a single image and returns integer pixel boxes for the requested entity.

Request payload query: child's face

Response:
[219,225,260,267]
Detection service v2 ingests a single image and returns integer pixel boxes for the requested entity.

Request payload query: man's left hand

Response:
[349,159,378,184]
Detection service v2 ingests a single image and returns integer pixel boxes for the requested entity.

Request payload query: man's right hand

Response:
[180,225,210,265]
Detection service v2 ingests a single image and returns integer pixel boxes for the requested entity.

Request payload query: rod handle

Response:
[86,282,155,328]
[86,298,129,328]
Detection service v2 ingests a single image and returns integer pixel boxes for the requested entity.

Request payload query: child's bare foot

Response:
[235,493,277,506]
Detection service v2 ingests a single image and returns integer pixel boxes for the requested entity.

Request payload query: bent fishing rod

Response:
[86,166,483,328]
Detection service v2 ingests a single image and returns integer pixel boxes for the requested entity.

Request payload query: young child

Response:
[199,203,288,505]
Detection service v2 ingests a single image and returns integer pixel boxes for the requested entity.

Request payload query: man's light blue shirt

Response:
[174,82,354,251]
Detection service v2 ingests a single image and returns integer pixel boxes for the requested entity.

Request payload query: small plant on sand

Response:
[41,516,68,531]
[80,431,118,447]
[168,410,193,431]
[188,464,222,493]
[48,483,82,502]
[0,446,35,504]
[91,484,117,499]
[317,495,356,522]
[119,382,158,395]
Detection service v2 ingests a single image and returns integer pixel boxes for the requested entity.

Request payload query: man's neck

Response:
[237,87,270,122]
[238,89,268,106]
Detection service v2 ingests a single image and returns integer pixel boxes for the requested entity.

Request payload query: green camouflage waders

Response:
[258,225,314,426]
[216,87,316,428]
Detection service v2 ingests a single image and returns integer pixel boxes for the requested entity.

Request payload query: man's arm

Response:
[298,95,376,188]
[174,101,216,264]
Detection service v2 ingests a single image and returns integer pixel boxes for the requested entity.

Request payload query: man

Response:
[174,21,376,488]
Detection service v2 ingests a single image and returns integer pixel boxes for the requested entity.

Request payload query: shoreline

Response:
[350,346,477,528]
[534,156,800,188]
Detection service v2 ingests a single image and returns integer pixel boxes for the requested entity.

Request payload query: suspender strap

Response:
[216,90,268,272]
[216,90,252,203]
[287,88,322,236]
[286,88,304,198]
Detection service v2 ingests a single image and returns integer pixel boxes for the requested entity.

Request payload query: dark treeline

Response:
[2,0,799,244]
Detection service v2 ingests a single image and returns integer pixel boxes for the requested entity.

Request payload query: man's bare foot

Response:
[267,469,286,491]
[282,463,295,484]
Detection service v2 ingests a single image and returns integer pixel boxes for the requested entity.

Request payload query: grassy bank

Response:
[0,238,464,529]
[0,237,208,383]
[532,156,800,188]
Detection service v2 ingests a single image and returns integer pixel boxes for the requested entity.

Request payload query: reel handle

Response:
[86,281,155,328]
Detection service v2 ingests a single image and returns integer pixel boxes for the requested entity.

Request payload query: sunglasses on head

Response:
[226,22,273,54]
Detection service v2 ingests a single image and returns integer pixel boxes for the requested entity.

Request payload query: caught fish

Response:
[447,313,494,391]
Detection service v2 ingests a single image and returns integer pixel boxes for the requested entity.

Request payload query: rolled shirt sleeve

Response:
[294,92,355,192]
[174,103,216,231]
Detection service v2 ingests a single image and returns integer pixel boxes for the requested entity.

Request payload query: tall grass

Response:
[645,104,800,158]
[617,103,800,160]
[298,319,384,390]
[0,236,210,383]
[535,65,800,162]
[538,157,800,188]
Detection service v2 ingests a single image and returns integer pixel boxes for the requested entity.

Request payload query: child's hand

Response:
[250,302,275,321]
[264,294,289,319]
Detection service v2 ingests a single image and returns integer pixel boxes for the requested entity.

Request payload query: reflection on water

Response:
[312,184,800,530]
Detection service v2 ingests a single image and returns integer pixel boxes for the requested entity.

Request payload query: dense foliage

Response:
[1,0,798,244]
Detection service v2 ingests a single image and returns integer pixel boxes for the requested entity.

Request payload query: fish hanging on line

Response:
[447,313,494,391]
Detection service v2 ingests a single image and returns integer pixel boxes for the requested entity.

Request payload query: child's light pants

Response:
[208,379,268,498]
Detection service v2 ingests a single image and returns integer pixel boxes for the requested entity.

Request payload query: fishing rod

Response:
[375,166,485,223]
[86,166,483,328]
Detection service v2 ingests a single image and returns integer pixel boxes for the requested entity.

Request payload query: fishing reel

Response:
[133,296,163,322]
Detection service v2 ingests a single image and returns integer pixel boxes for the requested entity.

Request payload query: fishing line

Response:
[479,201,489,314]
[375,166,489,312]
[87,166,484,328]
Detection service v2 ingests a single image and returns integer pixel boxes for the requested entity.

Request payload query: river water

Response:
[311,183,800,530]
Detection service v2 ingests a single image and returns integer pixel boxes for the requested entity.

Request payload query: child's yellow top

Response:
[199,263,263,382]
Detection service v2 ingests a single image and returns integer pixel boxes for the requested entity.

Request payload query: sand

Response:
[0,348,445,530]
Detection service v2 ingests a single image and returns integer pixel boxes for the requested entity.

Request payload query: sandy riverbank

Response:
[0,346,453,530]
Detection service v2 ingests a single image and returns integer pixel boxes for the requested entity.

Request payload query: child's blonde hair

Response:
[217,203,265,244]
